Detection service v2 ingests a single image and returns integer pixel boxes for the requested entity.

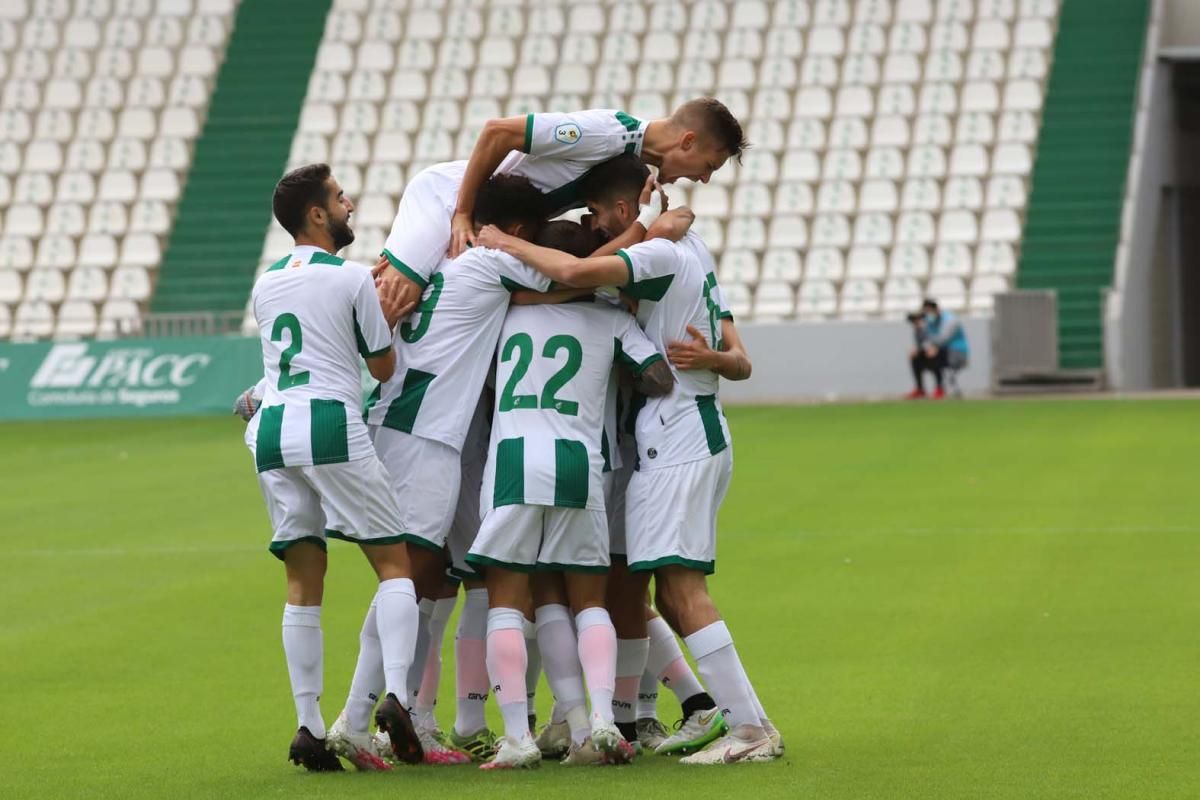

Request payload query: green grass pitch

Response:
[2,398,1197,799]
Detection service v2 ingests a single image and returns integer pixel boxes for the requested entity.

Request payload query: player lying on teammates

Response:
[477,152,782,765]
[245,164,426,771]
[465,220,676,769]
[374,99,747,314]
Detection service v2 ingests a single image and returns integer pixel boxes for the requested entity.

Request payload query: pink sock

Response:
[575,607,617,724]
[647,614,706,703]
[485,607,530,740]
[454,589,489,736]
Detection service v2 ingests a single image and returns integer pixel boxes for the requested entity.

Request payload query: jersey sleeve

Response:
[351,271,394,358]
[614,313,665,376]
[707,272,734,320]
[496,252,553,294]
[522,109,643,163]
[615,238,679,302]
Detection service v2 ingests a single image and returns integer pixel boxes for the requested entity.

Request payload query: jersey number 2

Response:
[498,333,581,416]
[272,313,310,391]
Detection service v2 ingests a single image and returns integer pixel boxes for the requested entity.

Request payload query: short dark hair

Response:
[474,174,547,230]
[534,220,598,258]
[580,153,649,207]
[922,298,939,312]
[273,163,332,236]
[673,97,749,163]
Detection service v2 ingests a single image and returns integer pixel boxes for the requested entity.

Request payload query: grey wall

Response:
[1163,0,1200,48]
[721,317,993,404]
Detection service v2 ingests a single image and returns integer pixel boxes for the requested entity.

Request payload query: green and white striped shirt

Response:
[246,246,392,472]
[482,300,662,513]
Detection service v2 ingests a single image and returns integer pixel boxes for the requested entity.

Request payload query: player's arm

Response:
[509,286,595,305]
[356,272,400,382]
[667,320,752,380]
[634,360,674,398]
[450,116,527,258]
[476,225,628,288]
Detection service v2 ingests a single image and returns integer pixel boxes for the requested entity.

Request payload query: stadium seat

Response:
[753,282,795,320]
[0,270,21,304]
[981,209,1022,242]
[853,213,893,247]
[120,233,160,268]
[727,217,766,251]
[871,115,910,147]
[939,210,979,244]
[811,214,851,249]
[66,266,108,302]
[732,184,772,218]
[817,181,856,214]
[840,279,881,316]
[896,211,936,245]
[35,234,75,270]
[944,177,984,210]
[829,117,869,149]
[0,236,34,272]
[932,243,974,276]
[720,250,760,284]
[796,279,838,319]
[761,249,802,282]
[767,216,808,250]
[986,175,1028,209]
[98,298,142,337]
[13,300,55,339]
[928,276,968,311]
[976,242,1018,275]
[25,269,66,303]
[883,276,924,315]
[78,234,118,270]
[864,147,905,180]
[848,246,887,279]
[913,115,953,145]
[859,180,898,212]
[805,247,845,281]
[775,182,815,216]
[721,282,752,319]
[890,243,931,278]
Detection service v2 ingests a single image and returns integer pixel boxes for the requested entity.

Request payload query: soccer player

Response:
[449,98,747,257]
[476,153,782,765]
[246,164,423,770]
[326,175,555,766]
[466,220,674,769]
[373,98,746,310]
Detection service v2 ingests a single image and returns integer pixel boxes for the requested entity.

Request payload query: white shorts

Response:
[467,504,610,574]
[256,455,407,560]
[447,398,490,582]
[371,426,461,554]
[382,162,464,285]
[625,448,733,575]
[604,460,636,557]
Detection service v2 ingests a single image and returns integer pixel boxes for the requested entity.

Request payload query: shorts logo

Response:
[554,123,582,145]
[647,448,658,459]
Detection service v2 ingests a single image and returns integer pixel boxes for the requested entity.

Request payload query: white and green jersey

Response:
[366,247,551,452]
[616,232,736,471]
[246,246,392,473]
[483,300,662,513]
[498,108,649,216]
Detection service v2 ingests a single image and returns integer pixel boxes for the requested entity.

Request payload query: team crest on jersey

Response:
[554,123,581,145]
[290,259,302,268]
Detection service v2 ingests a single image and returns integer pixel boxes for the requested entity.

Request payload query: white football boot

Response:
[655,706,728,755]
[479,733,541,770]
[679,724,776,765]
[327,711,392,771]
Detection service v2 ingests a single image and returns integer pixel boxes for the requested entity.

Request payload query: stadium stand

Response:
[3,0,1144,345]
[236,0,1064,334]
[0,0,239,340]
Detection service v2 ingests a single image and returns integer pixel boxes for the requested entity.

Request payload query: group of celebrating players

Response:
[240,96,782,770]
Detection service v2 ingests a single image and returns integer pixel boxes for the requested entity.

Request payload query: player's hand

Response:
[638,173,664,207]
[232,387,260,422]
[475,224,515,253]
[371,254,389,281]
[646,207,695,242]
[667,325,715,371]
[377,272,420,328]
[449,212,474,258]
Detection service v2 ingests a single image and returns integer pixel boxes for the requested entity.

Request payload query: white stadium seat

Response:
[890,244,931,278]
[933,243,974,276]
[720,250,760,284]
[805,248,845,281]
[944,177,984,210]
[754,282,795,320]
[761,249,802,282]
[797,280,838,319]
[848,246,887,279]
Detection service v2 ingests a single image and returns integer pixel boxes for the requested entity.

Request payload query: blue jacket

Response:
[926,311,969,356]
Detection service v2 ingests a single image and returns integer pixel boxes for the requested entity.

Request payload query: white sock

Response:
[282,604,325,738]
[453,588,490,736]
[646,613,706,704]
[613,638,649,724]
[407,598,434,715]
[637,670,659,719]
[376,578,419,706]
[486,607,530,741]
[344,600,383,732]
[535,604,586,738]
[416,595,456,723]
[575,607,617,725]
[684,621,760,733]
[524,618,540,721]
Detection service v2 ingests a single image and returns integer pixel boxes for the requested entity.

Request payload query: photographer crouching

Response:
[906,299,969,400]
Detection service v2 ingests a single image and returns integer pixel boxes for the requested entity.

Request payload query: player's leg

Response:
[641,605,717,751]
[450,578,496,759]
[467,504,543,770]
[531,573,589,758]
[414,578,458,727]
[257,466,343,772]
